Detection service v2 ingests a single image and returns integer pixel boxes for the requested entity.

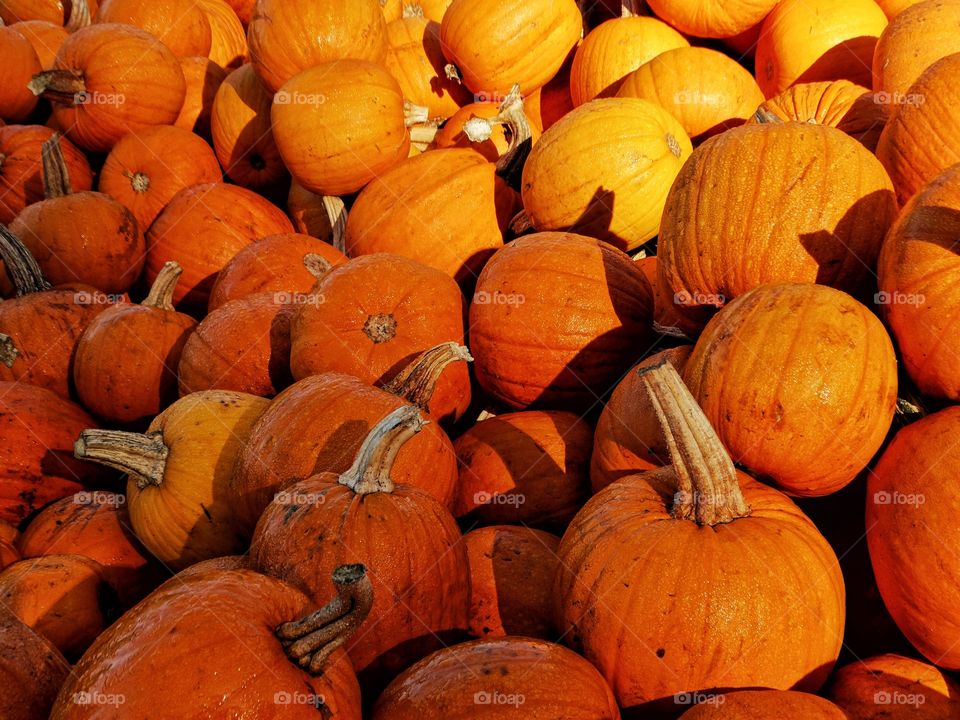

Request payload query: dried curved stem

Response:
[383,342,472,411]
[321,196,347,253]
[495,84,533,190]
[753,106,784,124]
[338,405,426,495]
[74,430,169,490]
[66,0,92,30]
[0,225,50,295]
[508,209,534,236]
[29,69,85,106]
[142,261,182,311]
[41,134,72,199]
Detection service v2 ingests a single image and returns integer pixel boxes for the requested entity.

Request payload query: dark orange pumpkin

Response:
[9,20,68,68]
[94,0,212,57]
[0,605,69,720]
[173,55,227,135]
[198,0,245,69]
[0,0,96,24]
[0,26,41,122]
[872,0,960,96]
[0,521,19,570]
[677,690,847,718]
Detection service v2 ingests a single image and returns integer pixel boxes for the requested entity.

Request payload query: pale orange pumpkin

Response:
[646,0,779,37]
[94,0,212,56]
[9,20,68,69]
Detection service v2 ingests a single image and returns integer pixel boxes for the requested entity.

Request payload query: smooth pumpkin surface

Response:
[872,0,960,96]
[646,0,779,37]
[173,55,227,134]
[10,20,68,69]
[0,0,96,24]
[828,654,960,718]
[0,605,69,720]
[0,26,41,123]
[197,0,245,69]
[677,690,847,718]
[94,0,212,57]
[876,0,926,15]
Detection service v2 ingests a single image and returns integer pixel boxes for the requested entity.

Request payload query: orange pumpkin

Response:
[10,20,68,68]
[197,0,245,69]
[30,24,187,152]
[646,0,778,37]
[74,390,270,570]
[0,26,41,122]
[222,0,254,25]
[0,521,19,569]
[94,0,212,57]
[98,125,222,232]
[829,654,960,718]
[211,63,287,190]
[617,47,765,143]
[521,98,692,252]
[530,55,575,131]
[755,0,888,96]
[470,232,654,409]
[287,180,346,241]
[555,362,845,709]
[0,605,69,720]
[0,0,96,24]
[433,101,542,161]
[145,181,294,309]
[174,55,227,135]
[381,0,452,22]
[248,0,387,92]
[677,690,847,718]
[570,16,688,105]
[872,0,960,96]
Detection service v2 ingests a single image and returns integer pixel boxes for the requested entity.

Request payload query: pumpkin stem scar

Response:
[363,313,398,343]
[73,429,169,489]
[129,171,151,193]
[0,334,18,368]
[383,341,472,411]
[302,252,333,281]
[338,405,426,495]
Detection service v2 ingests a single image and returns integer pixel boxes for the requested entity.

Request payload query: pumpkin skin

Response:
[373,637,621,720]
[10,20,68,69]
[145,181,295,309]
[677,690,847,719]
[570,16,689,105]
[287,179,343,240]
[98,125,222,233]
[289,254,471,422]
[0,526,18,570]
[0,605,69,720]
[829,654,960,718]
[470,232,654,410]
[272,60,411,196]
[876,53,960,205]
[209,233,347,310]
[197,0,245,69]
[0,26,41,122]
[877,0,926,15]
[521,98,692,252]
[382,0,452,22]
[211,63,287,190]
[34,24,187,153]
[453,411,593,529]
[656,122,898,329]
[867,407,960,669]
[463,525,560,639]
[0,0,96,24]
[251,407,470,675]
[94,0,212,57]
[878,164,960,399]
[755,0,887,96]
[590,345,692,493]
[872,0,960,96]
[646,0,778,38]
[616,47,765,143]
[174,55,227,134]
[0,124,92,224]
[50,567,363,720]
[223,0,254,25]
[345,149,517,285]
[440,0,581,97]
[0,555,112,660]
[248,0,387,93]
[683,283,897,497]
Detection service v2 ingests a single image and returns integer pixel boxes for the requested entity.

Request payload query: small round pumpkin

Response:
[453,410,593,529]
[0,26,41,123]
[94,0,212,56]
[74,390,270,570]
[645,0,779,37]
[521,98,692,252]
[174,55,227,134]
[197,0,245,69]
[677,690,847,719]
[98,125,222,235]
[470,232,654,409]
[872,0,960,96]
[9,20,68,69]
[0,605,69,720]
[570,16,689,105]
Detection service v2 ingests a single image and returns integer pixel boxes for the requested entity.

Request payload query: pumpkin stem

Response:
[0,224,50,295]
[408,122,439,146]
[338,405,426,495]
[621,0,647,16]
[508,208,534,236]
[276,564,373,675]
[28,69,86,106]
[142,261,182,311]
[321,195,348,253]
[444,63,462,84]
[73,429,169,490]
[495,84,533,190]
[404,101,430,127]
[302,253,333,282]
[753,106,784,124]
[66,0,92,30]
[383,341,472,411]
[402,1,424,17]
[41,134,72,199]
[637,360,750,526]
[0,334,18,369]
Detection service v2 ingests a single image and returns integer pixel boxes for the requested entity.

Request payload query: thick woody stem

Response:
[337,405,426,495]
[383,342,473,411]
[66,0,92,30]
[74,430,169,490]
[142,262,182,311]
[321,196,348,253]
[495,84,533,190]
[0,224,50,295]
[41,134,72,199]
[28,69,86,106]
[404,101,430,127]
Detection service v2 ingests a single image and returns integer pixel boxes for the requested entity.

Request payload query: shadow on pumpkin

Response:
[793,36,878,89]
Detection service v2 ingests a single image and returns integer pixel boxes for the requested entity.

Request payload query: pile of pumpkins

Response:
[2,0,960,716]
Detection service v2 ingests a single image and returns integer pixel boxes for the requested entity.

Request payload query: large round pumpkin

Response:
[94,0,212,57]
[872,0,960,96]
[14,20,70,69]
[677,690,847,718]
[0,26,42,122]
[0,605,69,720]
[645,0,779,37]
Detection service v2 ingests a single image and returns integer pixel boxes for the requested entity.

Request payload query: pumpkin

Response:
[878,163,960,399]
[591,345,692,493]
[209,233,346,310]
[385,16,471,118]
[18,492,161,607]
[754,80,888,151]
[0,522,19,569]
[145,181,294,309]
[723,20,762,59]
[289,256,471,421]
[755,0,888,96]
[382,0,452,22]
[9,136,145,294]
[177,292,296,397]
[288,180,347,242]
[271,59,412,196]
[29,24,187,152]
[94,0,212,57]
[373,636,621,719]
[876,0,927,16]
[0,124,92,224]
[0,555,114,659]
[555,361,845,709]
[197,0,245,69]
[230,351,462,537]
[829,654,960,718]
[876,53,960,205]
[211,63,287,190]
[453,410,592,528]
[636,254,696,338]
[10,20,68,68]
[73,262,197,423]
[529,55,575,131]
[433,102,541,161]
[50,565,367,719]
[222,0,254,25]
[174,55,227,134]
[440,0,581,97]
[0,605,69,720]
[616,47,765,143]
[248,0,387,93]
[521,99,692,252]
[677,690,847,718]
[251,405,470,676]
[645,0,778,37]
[867,407,960,668]
[570,16,688,105]
[683,283,897,496]
[74,390,270,570]
[872,0,960,96]
[345,149,517,285]
[0,0,96,25]
[98,125,221,232]
[470,232,653,409]
[1,27,42,125]
[656,122,898,329]
[463,525,560,639]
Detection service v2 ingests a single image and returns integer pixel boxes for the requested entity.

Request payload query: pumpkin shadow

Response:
[565,185,621,249]
[793,36,878,89]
